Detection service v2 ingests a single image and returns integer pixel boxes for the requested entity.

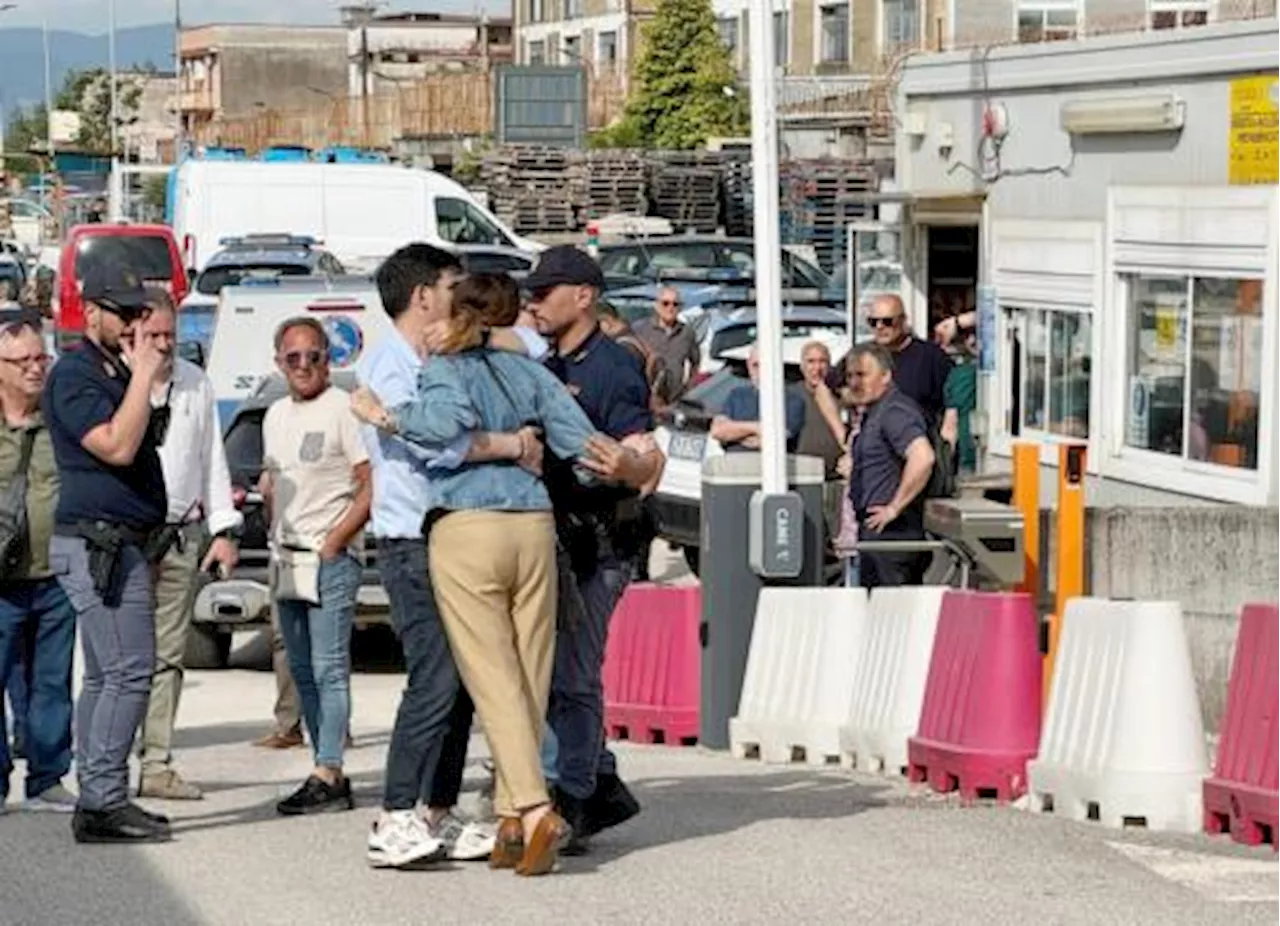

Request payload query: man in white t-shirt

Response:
[259,317,371,816]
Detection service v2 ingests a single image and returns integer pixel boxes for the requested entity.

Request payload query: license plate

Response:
[668,432,707,461]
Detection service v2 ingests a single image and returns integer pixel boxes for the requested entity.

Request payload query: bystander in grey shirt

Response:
[633,317,700,403]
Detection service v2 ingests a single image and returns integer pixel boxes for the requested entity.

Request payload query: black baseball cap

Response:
[523,245,605,293]
[81,263,150,317]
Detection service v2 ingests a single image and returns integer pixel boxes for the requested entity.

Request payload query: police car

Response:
[650,310,852,574]
[179,234,346,354]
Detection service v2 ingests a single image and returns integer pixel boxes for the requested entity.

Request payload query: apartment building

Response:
[178,25,348,138]
[514,0,1272,81]
[512,0,916,77]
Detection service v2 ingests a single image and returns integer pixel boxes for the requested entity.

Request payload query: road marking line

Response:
[1107,841,1279,904]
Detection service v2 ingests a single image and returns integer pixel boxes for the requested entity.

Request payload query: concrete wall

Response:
[897,19,1279,219]
[1033,505,1280,733]
[219,45,348,118]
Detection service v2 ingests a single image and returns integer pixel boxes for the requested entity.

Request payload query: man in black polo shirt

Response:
[848,342,936,588]
[525,245,665,852]
[44,264,172,844]
[867,293,958,450]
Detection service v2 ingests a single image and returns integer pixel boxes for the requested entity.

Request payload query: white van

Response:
[206,275,392,426]
[172,159,541,273]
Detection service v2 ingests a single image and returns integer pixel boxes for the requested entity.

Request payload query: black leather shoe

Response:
[129,802,171,827]
[73,804,173,844]
[551,787,594,855]
[589,773,641,833]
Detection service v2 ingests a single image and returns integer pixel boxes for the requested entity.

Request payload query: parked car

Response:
[187,371,389,668]
[597,235,840,297]
[650,315,852,574]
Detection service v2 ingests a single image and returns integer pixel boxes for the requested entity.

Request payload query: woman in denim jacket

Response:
[353,273,612,877]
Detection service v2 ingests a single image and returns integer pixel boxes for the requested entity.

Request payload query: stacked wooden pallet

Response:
[720,155,754,238]
[580,149,650,220]
[647,151,723,233]
[778,159,878,274]
[480,146,586,233]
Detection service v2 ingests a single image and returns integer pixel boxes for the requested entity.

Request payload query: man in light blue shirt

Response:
[359,244,552,869]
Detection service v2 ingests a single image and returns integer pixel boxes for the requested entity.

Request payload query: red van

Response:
[56,223,189,346]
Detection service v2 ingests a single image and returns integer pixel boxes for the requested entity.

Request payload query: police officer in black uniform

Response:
[44,264,173,844]
[524,246,666,852]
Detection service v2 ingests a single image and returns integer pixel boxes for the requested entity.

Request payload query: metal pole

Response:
[174,0,184,160]
[108,0,118,156]
[746,0,785,496]
[41,0,53,212]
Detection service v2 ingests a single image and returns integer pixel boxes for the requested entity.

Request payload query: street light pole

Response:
[41,0,53,211]
[108,0,118,155]
[746,0,786,497]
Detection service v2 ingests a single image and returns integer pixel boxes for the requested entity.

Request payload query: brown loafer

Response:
[253,730,304,749]
[489,817,524,870]
[515,810,569,877]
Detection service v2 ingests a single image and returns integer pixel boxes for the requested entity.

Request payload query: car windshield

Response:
[196,263,312,295]
[75,234,173,281]
[709,321,845,359]
[222,409,265,486]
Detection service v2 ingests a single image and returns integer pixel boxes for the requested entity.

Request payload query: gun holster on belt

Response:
[69,522,130,608]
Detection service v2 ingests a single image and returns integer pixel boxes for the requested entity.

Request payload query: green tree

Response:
[623,0,748,149]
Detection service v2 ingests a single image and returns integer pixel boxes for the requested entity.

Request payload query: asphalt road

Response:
[2,547,1275,926]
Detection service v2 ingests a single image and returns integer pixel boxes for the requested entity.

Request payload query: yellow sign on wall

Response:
[1229,73,1279,186]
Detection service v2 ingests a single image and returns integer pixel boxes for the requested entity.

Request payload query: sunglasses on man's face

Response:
[658,298,680,308]
[282,350,326,370]
[868,315,901,329]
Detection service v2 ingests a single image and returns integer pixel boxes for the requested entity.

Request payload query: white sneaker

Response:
[429,811,497,862]
[366,810,445,869]
[21,783,77,814]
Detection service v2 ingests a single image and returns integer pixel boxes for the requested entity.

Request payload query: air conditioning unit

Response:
[1060,93,1186,135]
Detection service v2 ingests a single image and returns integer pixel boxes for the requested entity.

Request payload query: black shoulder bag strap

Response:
[14,428,37,483]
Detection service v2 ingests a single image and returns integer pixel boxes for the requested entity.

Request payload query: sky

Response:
[1,0,508,31]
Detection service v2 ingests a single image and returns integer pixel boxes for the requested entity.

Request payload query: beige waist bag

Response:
[270,546,321,605]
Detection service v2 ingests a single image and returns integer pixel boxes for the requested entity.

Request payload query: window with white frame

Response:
[1010,306,1092,439]
[564,0,583,19]
[598,30,618,67]
[1017,1,1079,43]
[528,39,546,64]
[528,0,544,23]
[717,16,740,55]
[883,0,919,50]
[1124,274,1263,470]
[774,11,789,70]
[820,2,849,62]
[1149,0,1210,30]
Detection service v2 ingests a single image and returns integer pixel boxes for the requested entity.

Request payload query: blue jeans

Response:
[276,554,360,770]
[549,555,630,800]
[376,537,469,812]
[0,579,75,801]
[51,535,156,811]
[5,651,29,758]
[541,723,559,785]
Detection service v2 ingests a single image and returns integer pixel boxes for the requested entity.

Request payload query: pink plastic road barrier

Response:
[907,590,1042,802]
[1204,602,1279,851]
[602,584,702,746]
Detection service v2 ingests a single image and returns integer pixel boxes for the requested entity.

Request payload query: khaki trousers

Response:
[138,523,203,772]
[428,510,557,817]
[270,603,302,736]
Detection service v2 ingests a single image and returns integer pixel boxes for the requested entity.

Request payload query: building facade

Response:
[178,25,349,138]
[888,17,1278,507]
[344,9,514,98]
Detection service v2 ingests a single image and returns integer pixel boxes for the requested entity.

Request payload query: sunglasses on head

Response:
[282,349,326,370]
[869,315,901,329]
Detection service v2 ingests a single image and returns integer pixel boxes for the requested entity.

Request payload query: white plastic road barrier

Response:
[730,588,868,766]
[839,586,947,775]
[1028,598,1208,833]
